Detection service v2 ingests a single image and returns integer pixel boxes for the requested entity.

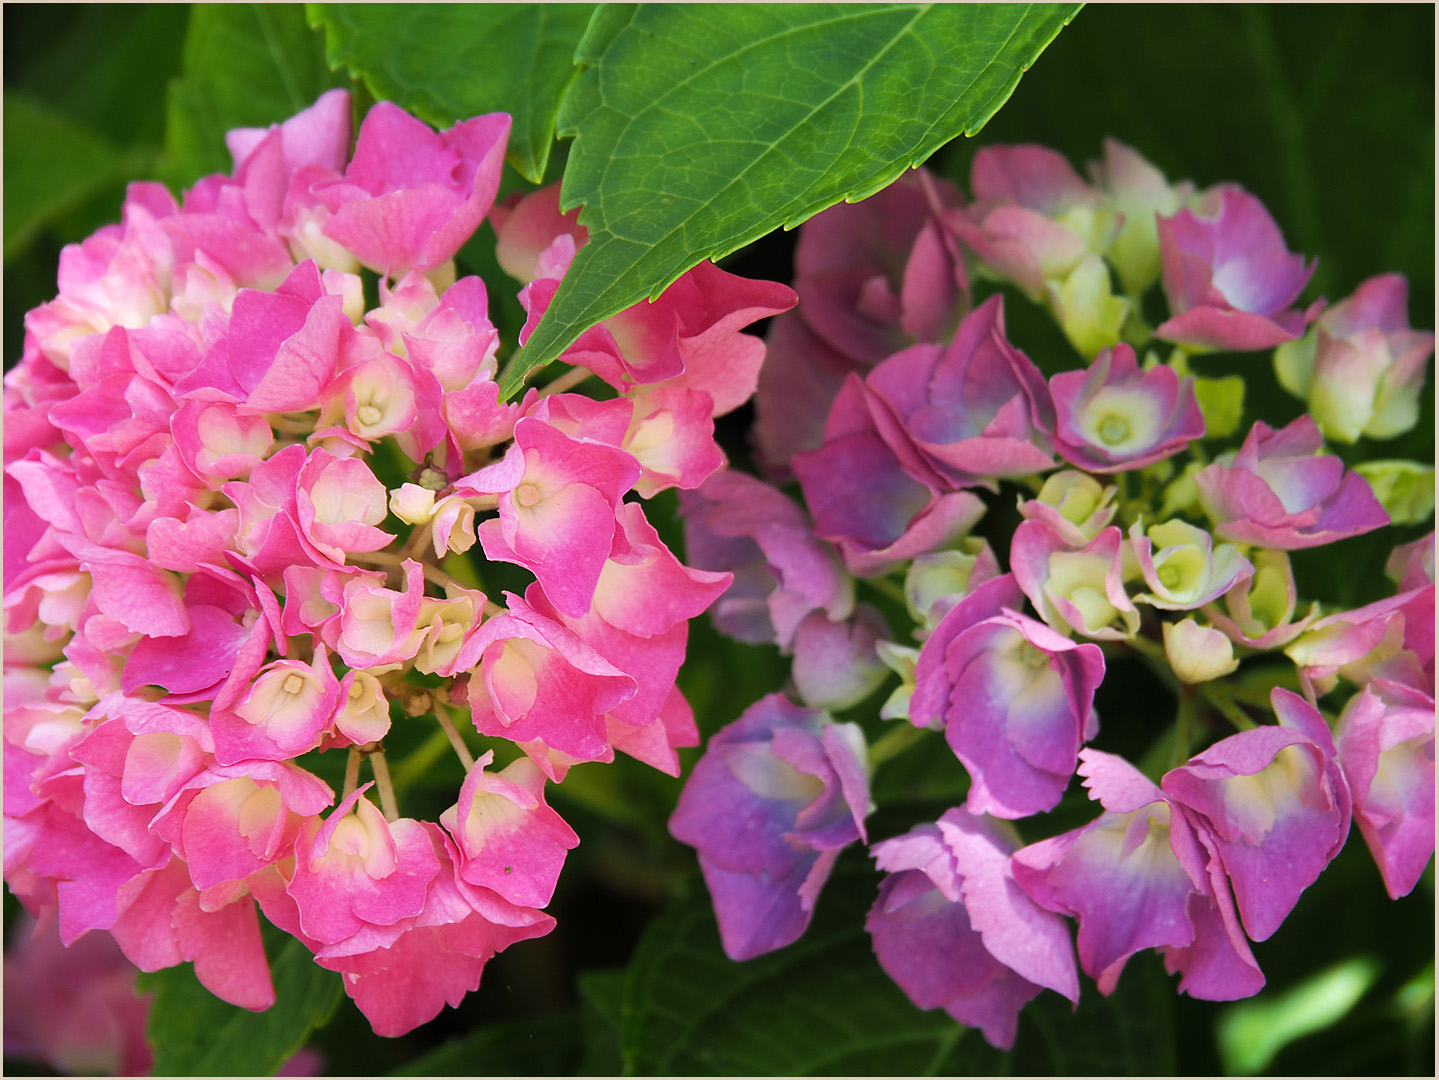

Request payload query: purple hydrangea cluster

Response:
[2,92,797,1037]
[676,140,1434,1048]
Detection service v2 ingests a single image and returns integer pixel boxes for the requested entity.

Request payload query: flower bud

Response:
[1162,618,1239,683]
[390,483,437,525]
[1046,254,1128,360]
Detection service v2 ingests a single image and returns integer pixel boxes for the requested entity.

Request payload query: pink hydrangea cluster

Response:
[676,141,1433,1048]
[3,90,796,1037]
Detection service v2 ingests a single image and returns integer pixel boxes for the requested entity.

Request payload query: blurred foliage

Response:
[3,4,1434,1077]
[162,3,344,188]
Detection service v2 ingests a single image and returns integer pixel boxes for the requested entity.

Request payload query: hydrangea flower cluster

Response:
[676,140,1434,1048]
[2,91,796,1037]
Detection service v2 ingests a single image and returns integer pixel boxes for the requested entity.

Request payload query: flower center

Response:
[1096,414,1130,446]
[282,673,306,695]
[515,482,542,508]
[356,404,383,427]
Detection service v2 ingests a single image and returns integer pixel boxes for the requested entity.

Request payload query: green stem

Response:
[1202,685,1258,730]
[864,574,907,605]
[1124,633,1181,693]
[1169,689,1199,771]
[869,722,930,769]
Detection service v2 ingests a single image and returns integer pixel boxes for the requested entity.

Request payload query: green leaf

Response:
[2,91,148,261]
[501,2,1082,398]
[576,968,627,1075]
[1012,950,1176,1075]
[619,861,1174,1075]
[1217,957,1382,1075]
[140,932,343,1076]
[389,1008,584,1076]
[618,870,980,1075]
[162,3,341,188]
[308,4,597,185]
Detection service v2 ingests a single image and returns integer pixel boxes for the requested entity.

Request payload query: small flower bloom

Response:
[1161,689,1351,943]
[945,144,1119,301]
[864,295,1057,484]
[332,669,391,746]
[314,104,510,276]
[669,694,869,960]
[1011,522,1140,640]
[1129,519,1253,610]
[903,537,1002,633]
[912,575,1104,818]
[1012,749,1265,1001]
[1050,343,1205,473]
[680,470,853,649]
[1204,549,1319,651]
[1284,585,1434,698]
[790,605,891,711]
[1162,619,1240,684]
[1195,416,1389,549]
[791,375,987,576]
[1334,678,1435,899]
[458,416,640,619]
[460,594,636,779]
[1386,532,1434,592]
[1273,273,1434,443]
[1155,186,1322,352]
[868,806,1080,1050]
[1045,254,1129,360]
[298,823,555,1037]
[287,785,442,949]
[439,752,579,909]
[1016,470,1118,547]
[1087,138,1196,298]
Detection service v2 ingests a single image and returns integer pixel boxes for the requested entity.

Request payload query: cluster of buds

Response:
[676,141,1434,1049]
[2,91,796,1037]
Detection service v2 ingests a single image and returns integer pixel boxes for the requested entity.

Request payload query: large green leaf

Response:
[140,933,343,1076]
[162,3,342,188]
[2,92,149,261]
[500,2,1081,398]
[308,4,597,185]
[618,862,1173,1075]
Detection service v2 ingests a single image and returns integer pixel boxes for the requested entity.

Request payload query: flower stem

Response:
[434,702,476,771]
[1169,689,1198,770]
[398,521,433,561]
[864,575,907,605]
[869,722,930,769]
[1199,683,1259,730]
[369,750,400,821]
[342,746,362,801]
[1123,633,1181,693]
[539,365,593,397]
